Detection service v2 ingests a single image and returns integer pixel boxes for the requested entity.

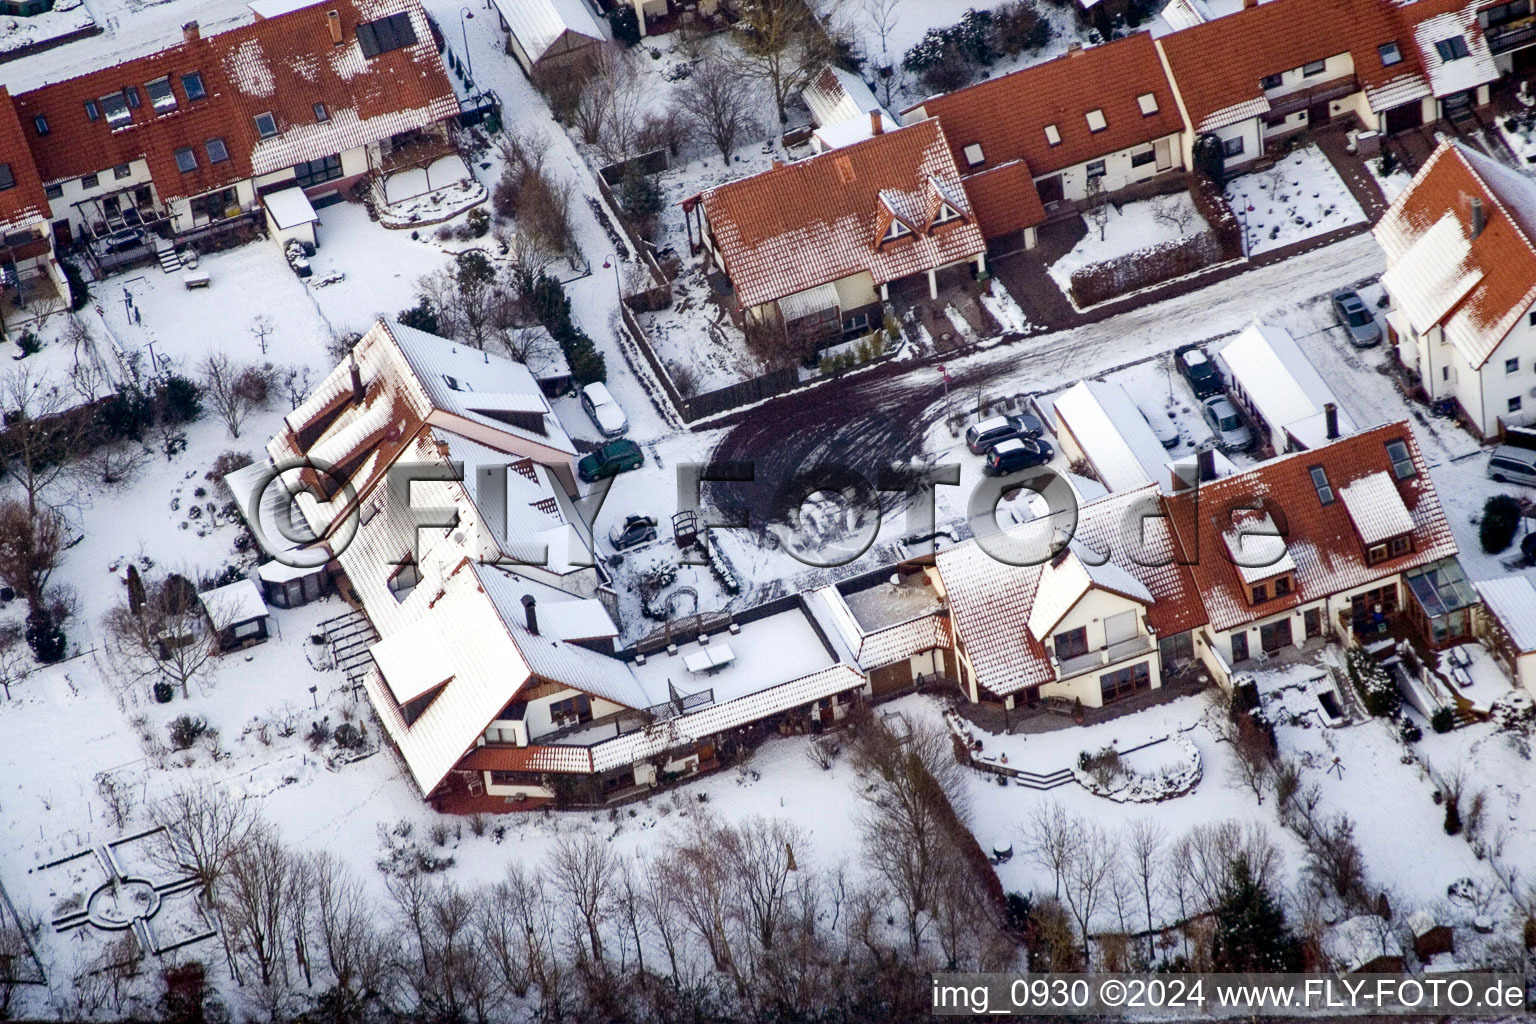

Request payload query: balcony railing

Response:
[1051,633,1156,681]
[1487,19,1536,54]
[1263,76,1359,120]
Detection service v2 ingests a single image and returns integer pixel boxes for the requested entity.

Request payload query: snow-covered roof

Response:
[1339,471,1415,545]
[371,617,456,704]
[1380,213,1482,335]
[1411,8,1498,99]
[200,578,267,629]
[1474,576,1536,653]
[248,0,325,17]
[630,605,837,709]
[491,0,607,63]
[1160,0,1213,31]
[1406,909,1441,938]
[776,281,840,322]
[814,113,901,151]
[1222,508,1297,584]
[808,581,951,672]
[1050,379,1175,492]
[804,65,887,127]
[1214,321,1356,448]
[263,186,318,229]
[1323,915,1403,972]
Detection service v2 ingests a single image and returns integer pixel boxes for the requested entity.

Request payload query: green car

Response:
[578,439,644,482]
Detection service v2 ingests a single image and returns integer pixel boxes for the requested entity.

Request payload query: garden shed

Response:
[200,578,270,651]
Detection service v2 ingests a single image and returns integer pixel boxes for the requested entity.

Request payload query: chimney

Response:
[870,109,884,136]
[1243,0,1257,8]
[521,594,538,635]
[1067,40,1083,55]
[1197,447,1216,482]
[182,20,199,42]
[348,359,365,404]
[1470,196,1486,239]
[327,9,343,45]
[771,158,784,170]
[1324,402,1340,441]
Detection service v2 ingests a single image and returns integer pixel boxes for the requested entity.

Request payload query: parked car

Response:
[608,514,658,550]
[577,440,644,482]
[1488,445,1536,486]
[1137,400,1180,448]
[983,438,1054,476]
[1177,346,1223,399]
[965,413,1045,454]
[1201,396,1253,451]
[1331,289,1382,347]
[580,382,629,437]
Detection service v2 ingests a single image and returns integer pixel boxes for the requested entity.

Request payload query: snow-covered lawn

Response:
[1047,192,1211,295]
[1225,145,1367,256]
[1495,108,1536,169]
[0,0,95,56]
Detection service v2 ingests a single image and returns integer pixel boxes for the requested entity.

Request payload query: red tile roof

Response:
[698,119,986,309]
[1155,0,1431,132]
[0,89,50,232]
[1164,422,1457,632]
[958,159,1047,238]
[1374,140,1536,370]
[912,34,1184,180]
[12,0,456,204]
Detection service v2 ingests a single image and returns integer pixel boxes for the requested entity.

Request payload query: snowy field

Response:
[1047,192,1211,296]
[1225,145,1367,256]
[0,0,95,56]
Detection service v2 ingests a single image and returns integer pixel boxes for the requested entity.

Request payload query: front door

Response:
[1231,632,1250,663]
[51,220,71,247]
[1036,175,1064,208]
[1260,618,1293,653]
[1155,137,1174,171]
[1307,102,1331,127]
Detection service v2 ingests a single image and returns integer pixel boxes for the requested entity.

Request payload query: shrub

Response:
[397,296,441,336]
[1068,231,1225,307]
[153,681,174,704]
[155,374,204,425]
[14,330,42,357]
[1480,495,1521,553]
[465,207,491,238]
[1443,794,1462,835]
[26,610,66,663]
[607,4,640,46]
[167,714,208,750]
[333,722,365,750]
[1346,647,1400,718]
[205,450,254,484]
[1431,705,1456,733]
[306,719,332,749]
[95,386,155,441]
[61,258,90,311]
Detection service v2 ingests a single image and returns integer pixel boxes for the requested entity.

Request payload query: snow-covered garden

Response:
[1224,145,1367,256]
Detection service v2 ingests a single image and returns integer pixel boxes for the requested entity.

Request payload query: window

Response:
[1309,465,1334,504]
[1137,92,1159,115]
[1436,35,1470,61]
[81,172,99,189]
[1130,148,1156,167]
[181,71,206,100]
[173,147,197,173]
[549,694,592,725]
[1251,583,1269,603]
[1302,59,1327,76]
[123,85,140,109]
[1085,108,1107,132]
[387,559,420,601]
[1223,136,1245,157]
[1259,618,1292,653]
[1508,357,1520,374]
[1086,159,1107,178]
[1304,607,1322,638]
[114,163,131,179]
[0,164,12,192]
[1379,41,1402,66]
[1530,309,1536,326]
[882,219,911,242]
[1260,73,1283,89]
[99,91,130,127]
[205,137,229,163]
[232,620,261,640]
[2,228,32,247]
[313,102,329,123]
[84,99,99,120]
[254,111,278,138]
[32,114,47,136]
[44,183,62,200]
[932,203,961,226]
[1486,1,1533,26]
[1054,626,1089,662]
[1385,438,1415,479]
[356,11,417,58]
[1099,661,1150,702]
[1511,395,1525,413]
[1390,535,1411,557]
[842,311,871,335]
[146,76,176,112]
[1044,123,1061,146]
[1275,575,1293,596]
[1368,543,1388,564]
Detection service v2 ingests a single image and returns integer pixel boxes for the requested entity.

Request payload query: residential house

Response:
[905,33,1186,249]
[1213,320,1358,453]
[810,566,956,697]
[1477,0,1536,76]
[1474,575,1536,690]
[1154,0,1498,173]
[1375,140,1536,437]
[491,0,608,79]
[803,65,898,153]
[686,119,986,347]
[11,0,458,261]
[0,86,70,316]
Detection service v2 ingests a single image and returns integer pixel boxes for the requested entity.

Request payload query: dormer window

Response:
[1137,93,1159,115]
[1085,108,1107,133]
[1309,465,1334,505]
[1044,124,1061,146]
[181,72,206,100]
[388,558,421,601]
[99,91,131,128]
[146,76,177,113]
[442,374,472,392]
[963,142,984,166]
[1436,36,1470,61]
[933,203,961,226]
[882,219,911,242]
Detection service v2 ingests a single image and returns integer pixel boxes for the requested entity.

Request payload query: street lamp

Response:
[458,7,475,84]
[600,252,623,301]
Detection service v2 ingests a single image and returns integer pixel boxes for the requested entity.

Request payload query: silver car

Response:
[1202,395,1253,451]
[1331,289,1382,348]
[1489,445,1536,486]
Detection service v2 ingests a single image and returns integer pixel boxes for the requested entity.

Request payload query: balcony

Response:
[1487,19,1536,54]
[1263,76,1359,120]
[1052,633,1155,681]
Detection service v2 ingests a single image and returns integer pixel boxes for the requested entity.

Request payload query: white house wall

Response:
[1048,130,1185,202]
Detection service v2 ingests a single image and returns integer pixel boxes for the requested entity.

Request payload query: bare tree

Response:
[310,852,384,1010]
[0,365,92,514]
[861,0,907,106]
[1126,818,1165,962]
[1061,820,1118,961]
[62,313,109,404]
[675,50,762,162]
[550,833,615,964]
[1084,175,1111,241]
[1150,192,1199,235]
[220,821,292,1005]
[250,315,274,356]
[735,0,842,125]
[148,786,258,901]
[103,571,221,699]
[0,624,29,699]
[0,499,66,620]
[1024,801,1076,900]
[199,354,274,439]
